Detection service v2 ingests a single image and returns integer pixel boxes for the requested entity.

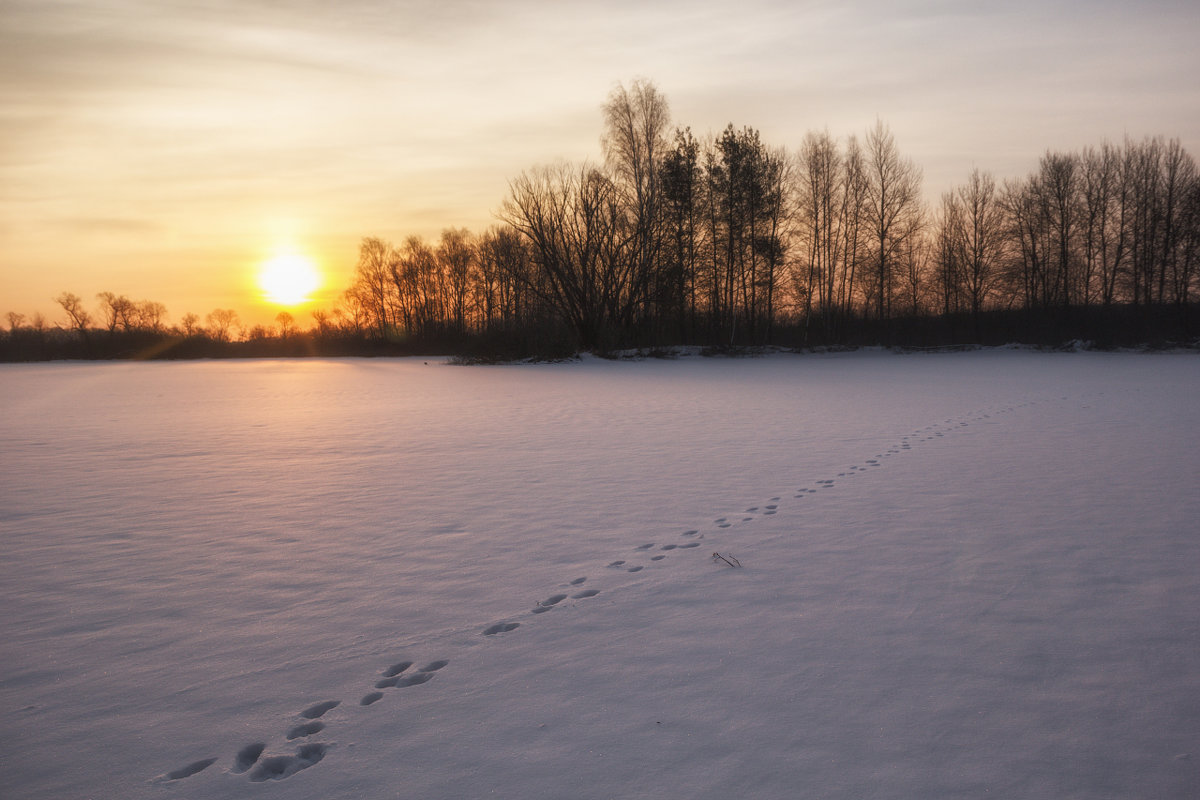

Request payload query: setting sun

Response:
[258,252,321,306]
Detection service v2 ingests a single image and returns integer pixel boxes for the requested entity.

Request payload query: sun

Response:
[258,252,321,306]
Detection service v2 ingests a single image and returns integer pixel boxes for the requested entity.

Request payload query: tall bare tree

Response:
[939,169,1008,322]
[55,292,92,335]
[602,79,671,328]
[863,120,924,321]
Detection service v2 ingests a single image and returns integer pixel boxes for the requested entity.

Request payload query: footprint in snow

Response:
[377,661,444,687]
[569,577,587,585]
[286,721,324,740]
[382,661,413,678]
[607,560,626,568]
[682,530,699,537]
[652,555,666,561]
[162,757,217,781]
[247,743,328,782]
[660,544,677,550]
[573,589,601,599]
[232,743,265,773]
[483,622,520,635]
[392,672,433,687]
[627,565,644,572]
[360,692,384,706]
[532,594,568,613]
[635,543,654,550]
[300,700,339,720]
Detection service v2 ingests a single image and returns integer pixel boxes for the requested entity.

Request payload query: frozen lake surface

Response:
[2,350,1198,799]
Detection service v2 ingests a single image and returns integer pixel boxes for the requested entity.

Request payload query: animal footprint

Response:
[247,743,328,782]
[483,622,520,635]
[382,661,413,678]
[569,577,587,585]
[300,701,339,720]
[683,530,699,537]
[660,544,677,550]
[635,543,654,550]
[232,743,265,774]
[532,594,568,613]
[573,589,601,599]
[163,758,217,781]
[286,721,324,740]
[420,660,449,672]
[394,672,433,687]
[627,565,643,572]
[607,560,626,568]
[360,692,384,706]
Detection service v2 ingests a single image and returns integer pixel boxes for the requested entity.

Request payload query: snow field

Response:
[1,351,1198,799]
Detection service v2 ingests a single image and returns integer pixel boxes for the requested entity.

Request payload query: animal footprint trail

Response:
[160,399,1031,789]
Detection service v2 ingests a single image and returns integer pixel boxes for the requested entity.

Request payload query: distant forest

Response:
[4,80,1199,362]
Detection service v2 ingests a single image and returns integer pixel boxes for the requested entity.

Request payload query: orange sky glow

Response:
[2,0,1198,330]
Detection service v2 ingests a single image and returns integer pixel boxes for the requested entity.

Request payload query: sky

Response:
[2,0,1198,330]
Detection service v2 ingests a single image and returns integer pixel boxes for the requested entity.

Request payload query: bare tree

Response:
[939,169,1008,323]
[438,227,477,334]
[862,120,924,321]
[477,225,534,330]
[602,78,671,324]
[501,162,628,349]
[96,292,136,333]
[205,309,240,342]
[797,130,842,323]
[352,237,398,337]
[658,126,702,338]
[275,311,296,338]
[55,292,92,335]
[179,312,201,337]
[1079,143,1129,306]
[1159,138,1198,303]
[135,300,168,333]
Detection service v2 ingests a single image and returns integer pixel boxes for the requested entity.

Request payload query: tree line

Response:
[4,79,1198,361]
[339,80,1200,353]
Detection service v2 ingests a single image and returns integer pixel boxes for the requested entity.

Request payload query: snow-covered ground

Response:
[2,350,1198,799]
